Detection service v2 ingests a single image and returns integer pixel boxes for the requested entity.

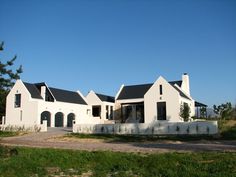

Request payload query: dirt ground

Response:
[1,128,236,153]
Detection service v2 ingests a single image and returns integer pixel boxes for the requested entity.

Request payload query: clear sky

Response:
[0,0,236,107]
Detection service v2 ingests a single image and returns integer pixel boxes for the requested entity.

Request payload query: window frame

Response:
[15,94,21,108]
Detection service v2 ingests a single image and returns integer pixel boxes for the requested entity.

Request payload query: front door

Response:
[67,113,75,127]
[55,112,64,127]
[157,102,166,120]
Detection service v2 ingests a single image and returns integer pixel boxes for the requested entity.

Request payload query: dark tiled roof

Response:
[117,84,153,100]
[169,80,182,87]
[23,82,43,99]
[96,93,115,103]
[23,81,87,105]
[116,80,189,100]
[49,87,87,105]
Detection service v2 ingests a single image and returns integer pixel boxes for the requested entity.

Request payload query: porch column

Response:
[64,113,67,127]
[132,105,136,119]
[1,116,5,125]
[51,112,55,127]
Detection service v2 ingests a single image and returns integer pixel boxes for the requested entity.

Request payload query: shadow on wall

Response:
[113,107,144,123]
[114,107,122,123]
[73,121,218,135]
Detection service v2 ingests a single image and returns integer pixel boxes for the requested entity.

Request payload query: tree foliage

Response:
[180,103,191,122]
[200,107,207,118]
[0,41,22,118]
[213,102,234,120]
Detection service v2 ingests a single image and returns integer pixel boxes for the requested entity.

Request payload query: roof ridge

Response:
[124,83,153,87]
[95,92,114,98]
[49,86,78,93]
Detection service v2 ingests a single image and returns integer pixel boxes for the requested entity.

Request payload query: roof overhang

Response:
[195,101,207,107]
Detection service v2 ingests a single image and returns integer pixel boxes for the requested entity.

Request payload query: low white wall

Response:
[0,123,47,132]
[73,121,218,135]
[76,116,106,124]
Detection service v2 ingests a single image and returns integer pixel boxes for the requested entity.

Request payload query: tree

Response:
[0,41,23,119]
[213,102,233,120]
[180,103,191,122]
[200,107,207,118]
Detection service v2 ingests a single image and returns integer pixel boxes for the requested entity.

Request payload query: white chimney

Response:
[181,73,190,96]
[41,86,46,100]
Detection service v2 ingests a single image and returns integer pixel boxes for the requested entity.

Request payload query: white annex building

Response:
[5,80,92,127]
[114,73,197,123]
[86,90,115,123]
[4,73,207,129]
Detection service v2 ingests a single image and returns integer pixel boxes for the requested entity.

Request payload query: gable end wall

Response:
[144,76,181,123]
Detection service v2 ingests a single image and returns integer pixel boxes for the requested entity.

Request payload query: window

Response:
[110,106,113,120]
[159,85,163,95]
[15,94,21,108]
[87,109,91,115]
[92,106,101,117]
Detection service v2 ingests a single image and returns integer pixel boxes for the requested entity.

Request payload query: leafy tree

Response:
[200,107,207,118]
[213,102,233,120]
[180,103,191,122]
[233,104,236,119]
[0,41,22,119]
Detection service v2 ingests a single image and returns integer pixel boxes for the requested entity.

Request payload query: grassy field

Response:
[0,146,235,177]
[0,131,20,137]
[218,120,236,140]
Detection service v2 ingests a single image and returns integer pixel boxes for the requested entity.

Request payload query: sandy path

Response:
[1,129,236,153]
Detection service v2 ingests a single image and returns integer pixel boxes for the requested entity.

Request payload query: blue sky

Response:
[0,0,236,107]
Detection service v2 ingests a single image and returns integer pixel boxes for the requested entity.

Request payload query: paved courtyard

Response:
[1,128,236,153]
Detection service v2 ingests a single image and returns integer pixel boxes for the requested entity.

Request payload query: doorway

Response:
[157,102,166,120]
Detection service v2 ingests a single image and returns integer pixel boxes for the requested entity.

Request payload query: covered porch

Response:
[121,102,144,123]
[195,101,207,118]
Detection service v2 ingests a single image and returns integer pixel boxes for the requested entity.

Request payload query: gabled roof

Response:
[169,80,182,87]
[23,82,43,99]
[23,82,87,105]
[49,87,87,105]
[117,84,152,100]
[170,84,191,100]
[116,80,189,100]
[95,93,115,103]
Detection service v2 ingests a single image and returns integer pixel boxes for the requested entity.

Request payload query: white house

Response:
[5,80,94,127]
[86,90,115,123]
[114,73,197,123]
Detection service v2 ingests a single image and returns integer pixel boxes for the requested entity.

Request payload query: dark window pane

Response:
[160,85,163,95]
[15,94,21,108]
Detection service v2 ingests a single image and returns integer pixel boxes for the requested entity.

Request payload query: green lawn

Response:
[0,131,19,137]
[0,146,235,177]
[218,120,236,140]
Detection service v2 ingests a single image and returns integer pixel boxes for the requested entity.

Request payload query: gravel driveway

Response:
[1,128,236,153]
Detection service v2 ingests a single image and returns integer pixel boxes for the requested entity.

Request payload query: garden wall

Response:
[0,120,47,132]
[73,121,218,135]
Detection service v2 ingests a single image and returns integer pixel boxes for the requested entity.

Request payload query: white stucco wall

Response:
[144,76,181,123]
[5,80,39,125]
[37,100,91,127]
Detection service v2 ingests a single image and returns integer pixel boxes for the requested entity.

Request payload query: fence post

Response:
[42,120,47,132]
[1,116,5,125]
